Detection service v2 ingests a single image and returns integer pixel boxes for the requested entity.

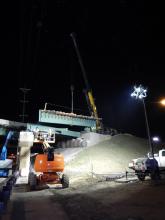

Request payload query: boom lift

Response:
[70,32,102,131]
[28,131,69,190]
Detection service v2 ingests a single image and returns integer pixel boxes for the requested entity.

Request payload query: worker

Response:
[47,147,54,161]
[146,155,160,180]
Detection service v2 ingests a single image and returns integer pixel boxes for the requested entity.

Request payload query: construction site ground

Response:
[1,133,165,219]
[1,175,165,220]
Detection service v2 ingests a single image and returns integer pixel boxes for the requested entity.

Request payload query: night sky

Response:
[1,1,165,141]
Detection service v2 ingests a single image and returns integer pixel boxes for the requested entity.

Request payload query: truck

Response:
[128,149,165,181]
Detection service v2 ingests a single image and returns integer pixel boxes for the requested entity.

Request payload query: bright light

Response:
[160,99,165,106]
[131,84,153,156]
[152,136,160,142]
[131,85,147,99]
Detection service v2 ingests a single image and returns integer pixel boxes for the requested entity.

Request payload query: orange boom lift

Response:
[28,133,69,190]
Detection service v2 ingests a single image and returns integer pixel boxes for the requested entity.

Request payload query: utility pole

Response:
[19,87,31,122]
[142,98,153,156]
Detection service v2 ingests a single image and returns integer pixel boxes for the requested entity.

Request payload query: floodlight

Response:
[130,84,153,157]
[131,85,147,99]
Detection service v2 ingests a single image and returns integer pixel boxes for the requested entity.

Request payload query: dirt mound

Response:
[65,134,149,177]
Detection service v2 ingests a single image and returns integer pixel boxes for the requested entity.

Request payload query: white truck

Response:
[129,149,165,181]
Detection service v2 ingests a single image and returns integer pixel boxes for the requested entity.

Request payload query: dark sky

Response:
[1,1,165,141]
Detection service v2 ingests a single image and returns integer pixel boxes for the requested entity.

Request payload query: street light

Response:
[152,136,160,152]
[160,99,165,106]
[152,136,160,142]
[131,85,154,157]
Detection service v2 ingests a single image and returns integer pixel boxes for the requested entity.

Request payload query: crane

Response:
[70,32,102,131]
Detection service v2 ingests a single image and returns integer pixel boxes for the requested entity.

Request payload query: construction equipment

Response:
[0,129,68,188]
[28,134,69,190]
[129,149,165,181]
[0,131,14,177]
[70,32,102,131]
[33,128,55,143]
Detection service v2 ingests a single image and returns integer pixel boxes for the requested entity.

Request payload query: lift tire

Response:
[61,174,69,188]
[29,172,37,190]
[137,173,145,181]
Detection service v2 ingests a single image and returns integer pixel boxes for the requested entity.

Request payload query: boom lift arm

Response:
[0,131,14,177]
[70,32,102,131]
[0,131,14,160]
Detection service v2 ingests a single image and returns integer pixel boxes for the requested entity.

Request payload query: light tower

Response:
[131,85,153,157]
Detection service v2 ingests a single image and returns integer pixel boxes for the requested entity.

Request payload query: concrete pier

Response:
[18,132,34,177]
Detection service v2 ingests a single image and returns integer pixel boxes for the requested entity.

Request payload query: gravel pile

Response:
[64,134,149,178]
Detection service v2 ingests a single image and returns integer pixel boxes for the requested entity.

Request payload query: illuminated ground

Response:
[53,177,165,220]
[2,178,165,220]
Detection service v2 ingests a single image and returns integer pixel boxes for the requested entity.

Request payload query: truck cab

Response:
[154,149,165,168]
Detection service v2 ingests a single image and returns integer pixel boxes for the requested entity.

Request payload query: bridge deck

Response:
[0,110,97,138]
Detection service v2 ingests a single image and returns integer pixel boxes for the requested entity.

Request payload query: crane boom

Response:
[70,32,102,131]
[70,32,90,90]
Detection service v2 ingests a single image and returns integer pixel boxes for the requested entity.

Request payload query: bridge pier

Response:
[18,132,34,177]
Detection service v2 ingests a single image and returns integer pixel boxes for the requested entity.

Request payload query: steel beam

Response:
[27,123,80,138]
[39,110,96,129]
